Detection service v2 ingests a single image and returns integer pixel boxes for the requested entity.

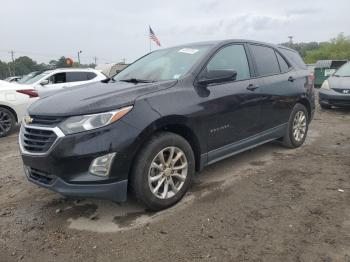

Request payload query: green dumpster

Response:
[314,60,348,88]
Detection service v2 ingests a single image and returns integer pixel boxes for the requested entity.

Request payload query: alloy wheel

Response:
[0,109,12,136]
[292,111,307,142]
[148,146,188,199]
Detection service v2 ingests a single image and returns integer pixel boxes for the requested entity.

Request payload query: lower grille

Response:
[21,127,57,153]
[29,168,55,185]
[328,99,350,106]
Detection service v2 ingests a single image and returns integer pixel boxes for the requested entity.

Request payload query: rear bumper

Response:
[319,89,350,107]
[24,166,128,201]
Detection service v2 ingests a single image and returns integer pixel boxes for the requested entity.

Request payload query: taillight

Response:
[16,89,38,98]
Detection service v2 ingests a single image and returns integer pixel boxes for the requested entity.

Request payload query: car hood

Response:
[28,80,177,116]
[328,76,350,90]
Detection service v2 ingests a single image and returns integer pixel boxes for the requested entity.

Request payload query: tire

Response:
[130,132,195,211]
[0,107,16,138]
[282,103,309,148]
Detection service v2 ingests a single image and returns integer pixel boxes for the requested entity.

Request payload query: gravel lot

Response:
[1,100,350,262]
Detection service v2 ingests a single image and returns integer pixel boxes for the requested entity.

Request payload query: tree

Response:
[304,33,350,63]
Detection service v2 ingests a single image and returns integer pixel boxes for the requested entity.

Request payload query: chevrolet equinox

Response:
[19,40,315,210]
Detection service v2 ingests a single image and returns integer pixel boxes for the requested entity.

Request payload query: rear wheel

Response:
[130,132,195,211]
[282,103,309,148]
[0,107,16,138]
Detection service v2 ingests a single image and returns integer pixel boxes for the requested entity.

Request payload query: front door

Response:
[198,44,264,152]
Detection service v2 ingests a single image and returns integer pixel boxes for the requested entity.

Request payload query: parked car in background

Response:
[314,60,347,88]
[319,62,350,109]
[20,40,315,210]
[21,68,107,97]
[17,71,44,84]
[0,80,38,137]
[95,63,129,77]
[4,76,22,82]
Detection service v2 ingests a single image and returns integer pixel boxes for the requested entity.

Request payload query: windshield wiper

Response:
[119,78,156,84]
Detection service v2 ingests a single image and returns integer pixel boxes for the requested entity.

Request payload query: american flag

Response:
[149,26,161,47]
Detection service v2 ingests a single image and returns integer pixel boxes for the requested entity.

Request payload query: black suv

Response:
[20,40,315,210]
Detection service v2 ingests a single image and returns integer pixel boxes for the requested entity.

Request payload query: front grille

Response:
[333,88,350,94]
[29,168,55,185]
[30,115,64,126]
[21,127,57,153]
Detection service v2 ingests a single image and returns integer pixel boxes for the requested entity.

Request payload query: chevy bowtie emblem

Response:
[343,89,349,94]
[24,116,33,124]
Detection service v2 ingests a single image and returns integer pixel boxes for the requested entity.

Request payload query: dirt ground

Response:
[1,99,350,262]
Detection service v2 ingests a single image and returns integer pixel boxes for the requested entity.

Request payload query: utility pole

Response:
[77,50,82,66]
[9,50,15,76]
[288,36,294,44]
[93,56,98,65]
[122,58,126,64]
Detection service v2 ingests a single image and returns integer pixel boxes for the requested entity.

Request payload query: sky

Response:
[0,0,349,65]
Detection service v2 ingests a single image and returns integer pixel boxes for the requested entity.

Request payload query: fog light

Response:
[89,153,116,177]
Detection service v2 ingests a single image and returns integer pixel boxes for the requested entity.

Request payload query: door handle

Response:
[288,76,295,82]
[247,84,259,91]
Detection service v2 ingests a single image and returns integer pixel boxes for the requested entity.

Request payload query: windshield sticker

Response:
[178,48,199,55]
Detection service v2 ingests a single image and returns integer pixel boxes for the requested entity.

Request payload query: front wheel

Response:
[282,103,309,148]
[0,107,16,138]
[130,132,195,211]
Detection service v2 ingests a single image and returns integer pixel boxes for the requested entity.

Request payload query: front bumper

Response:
[19,120,141,202]
[24,166,128,201]
[319,89,350,107]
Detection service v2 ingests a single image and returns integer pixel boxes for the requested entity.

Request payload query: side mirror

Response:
[40,79,49,86]
[197,69,237,86]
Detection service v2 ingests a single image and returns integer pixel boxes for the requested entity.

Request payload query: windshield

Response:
[18,71,43,84]
[113,45,210,82]
[334,62,350,77]
[23,71,50,84]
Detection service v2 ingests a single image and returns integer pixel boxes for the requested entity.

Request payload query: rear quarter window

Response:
[278,48,307,69]
[87,72,97,80]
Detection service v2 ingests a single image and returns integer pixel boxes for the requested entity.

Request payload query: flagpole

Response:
[148,25,152,53]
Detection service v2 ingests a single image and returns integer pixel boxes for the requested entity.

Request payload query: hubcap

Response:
[148,146,188,199]
[0,109,12,136]
[292,111,307,142]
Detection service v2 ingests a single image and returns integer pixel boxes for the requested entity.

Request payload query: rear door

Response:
[199,44,264,152]
[248,44,297,131]
[66,71,89,87]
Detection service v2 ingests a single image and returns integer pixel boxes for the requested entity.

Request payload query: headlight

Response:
[59,106,133,134]
[321,80,330,90]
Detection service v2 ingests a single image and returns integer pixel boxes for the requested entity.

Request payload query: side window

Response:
[48,73,66,84]
[206,45,250,81]
[249,45,280,76]
[87,72,97,80]
[276,52,290,73]
[66,72,88,82]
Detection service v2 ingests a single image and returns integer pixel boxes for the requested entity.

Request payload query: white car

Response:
[21,68,107,97]
[0,80,38,137]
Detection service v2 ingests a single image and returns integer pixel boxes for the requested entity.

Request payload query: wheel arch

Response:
[0,104,18,123]
[132,115,203,172]
[296,98,311,122]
